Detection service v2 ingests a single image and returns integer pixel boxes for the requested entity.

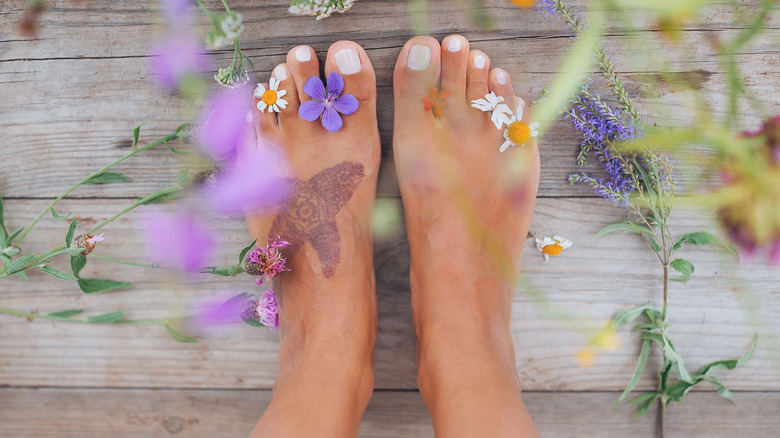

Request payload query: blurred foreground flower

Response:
[148,34,209,91]
[289,0,356,20]
[509,0,537,9]
[142,208,216,272]
[535,235,572,262]
[191,290,278,335]
[243,236,291,284]
[716,115,780,263]
[18,0,46,37]
[196,85,254,162]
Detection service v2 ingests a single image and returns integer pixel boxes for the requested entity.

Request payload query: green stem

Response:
[14,133,178,246]
[90,253,159,269]
[0,307,185,325]
[219,0,232,14]
[0,245,66,278]
[195,0,218,20]
[86,186,178,235]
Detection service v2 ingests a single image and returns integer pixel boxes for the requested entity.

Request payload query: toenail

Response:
[295,47,312,62]
[473,54,486,69]
[446,36,462,52]
[335,48,362,75]
[273,65,288,81]
[408,45,432,71]
[496,70,507,85]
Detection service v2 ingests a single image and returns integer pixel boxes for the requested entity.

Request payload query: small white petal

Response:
[277,89,287,98]
[543,253,550,262]
[276,98,288,109]
[253,84,267,98]
[531,130,539,137]
[515,102,524,121]
[529,121,540,130]
[499,140,512,153]
[270,104,279,112]
[257,101,268,112]
[471,99,490,111]
[269,77,280,90]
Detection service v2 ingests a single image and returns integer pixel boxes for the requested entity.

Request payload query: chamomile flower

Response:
[254,78,288,113]
[535,235,572,262]
[499,101,540,153]
[471,92,512,129]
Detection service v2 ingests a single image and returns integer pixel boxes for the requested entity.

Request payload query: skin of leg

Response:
[246,41,381,438]
[393,35,541,437]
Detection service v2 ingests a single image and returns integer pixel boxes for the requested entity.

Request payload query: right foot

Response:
[246,41,380,437]
[393,35,540,436]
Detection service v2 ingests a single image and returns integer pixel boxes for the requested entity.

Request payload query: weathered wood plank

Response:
[1,198,777,390]
[1,388,778,437]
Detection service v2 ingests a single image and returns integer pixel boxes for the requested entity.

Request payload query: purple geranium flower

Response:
[298,73,359,132]
[141,208,216,273]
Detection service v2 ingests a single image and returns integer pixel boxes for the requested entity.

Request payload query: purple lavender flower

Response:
[298,73,359,132]
[535,0,558,16]
[142,208,216,273]
[148,34,209,91]
[243,236,291,284]
[253,289,279,330]
[196,85,254,163]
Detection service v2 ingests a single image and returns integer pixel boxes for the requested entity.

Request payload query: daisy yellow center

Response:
[542,244,563,256]
[507,121,531,145]
[262,90,278,106]
[510,0,536,9]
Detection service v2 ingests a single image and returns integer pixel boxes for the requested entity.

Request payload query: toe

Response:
[466,49,490,103]
[488,68,515,108]
[271,63,301,128]
[286,45,320,104]
[393,36,441,98]
[324,40,377,104]
[253,82,280,135]
[440,35,469,99]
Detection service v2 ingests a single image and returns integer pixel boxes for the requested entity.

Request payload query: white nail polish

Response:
[335,48,362,75]
[295,47,311,62]
[473,55,486,69]
[446,37,462,52]
[496,70,507,85]
[273,65,288,81]
[408,45,432,71]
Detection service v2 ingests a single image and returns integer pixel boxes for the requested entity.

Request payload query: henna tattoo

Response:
[269,162,365,277]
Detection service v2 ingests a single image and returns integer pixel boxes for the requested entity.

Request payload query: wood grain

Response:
[1,198,777,391]
[1,388,778,437]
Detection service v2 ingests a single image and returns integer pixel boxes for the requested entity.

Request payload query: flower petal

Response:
[303,76,327,101]
[253,83,267,98]
[321,106,343,132]
[276,98,288,109]
[471,99,490,111]
[499,139,512,153]
[529,121,541,130]
[277,89,287,98]
[269,77,279,91]
[298,100,325,121]
[326,73,344,97]
[515,101,525,120]
[333,93,359,115]
[257,101,267,112]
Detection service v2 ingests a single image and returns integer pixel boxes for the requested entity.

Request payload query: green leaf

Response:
[665,379,697,403]
[175,122,192,137]
[697,335,758,376]
[238,239,257,265]
[6,253,37,275]
[70,254,87,277]
[199,265,236,276]
[608,302,657,332]
[37,247,84,265]
[673,231,737,255]
[662,337,693,383]
[47,309,85,318]
[83,172,129,185]
[165,141,189,155]
[242,318,264,327]
[612,339,652,409]
[38,265,78,281]
[66,218,79,247]
[140,187,180,205]
[86,311,126,323]
[705,376,737,405]
[670,258,695,283]
[5,227,23,247]
[50,207,73,219]
[132,122,147,151]
[164,323,198,343]
[630,392,659,418]
[76,278,132,294]
[591,221,651,243]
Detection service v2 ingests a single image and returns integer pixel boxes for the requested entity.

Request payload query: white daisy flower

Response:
[471,92,512,129]
[254,78,288,113]
[499,101,540,153]
[535,235,572,262]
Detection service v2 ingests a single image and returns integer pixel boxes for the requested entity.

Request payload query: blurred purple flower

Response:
[148,34,209,91]
[253,289,279,331]
[161,0,191,22]
[299,73,359,132]
[205,131,288,214]
[192,291,247,328]
[142,208,216,272]
[196,85,254,162]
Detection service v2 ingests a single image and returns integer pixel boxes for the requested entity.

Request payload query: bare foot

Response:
[393,35,540,437]
[245,41,380,437]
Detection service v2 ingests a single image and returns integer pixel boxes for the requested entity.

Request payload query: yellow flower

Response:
[254,78,288,113]
[500,101,540,153]
[510,0,537,9]
[535,235,572,262]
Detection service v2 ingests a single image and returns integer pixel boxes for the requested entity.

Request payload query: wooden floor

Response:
[1,0,779,436]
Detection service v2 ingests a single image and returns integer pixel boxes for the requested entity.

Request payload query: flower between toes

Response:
[298,73,359,132]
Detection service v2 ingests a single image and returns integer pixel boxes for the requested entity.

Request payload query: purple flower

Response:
[298,73,359,132]
[196,85,254,162]
[243,236,291,284]
[253,289,279,330]
[205,134,288,214]
[191,291,249,336]
[148,34,209,91]
[142,208,216,273]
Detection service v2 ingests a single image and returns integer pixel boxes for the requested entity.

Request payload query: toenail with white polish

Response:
[335,48,362,75]
[273,65,288,81]
[408,45,432,71]
[446,37,462,52]
[496,70,507,85]
[295,47,311,62]
[473,55,486,69]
